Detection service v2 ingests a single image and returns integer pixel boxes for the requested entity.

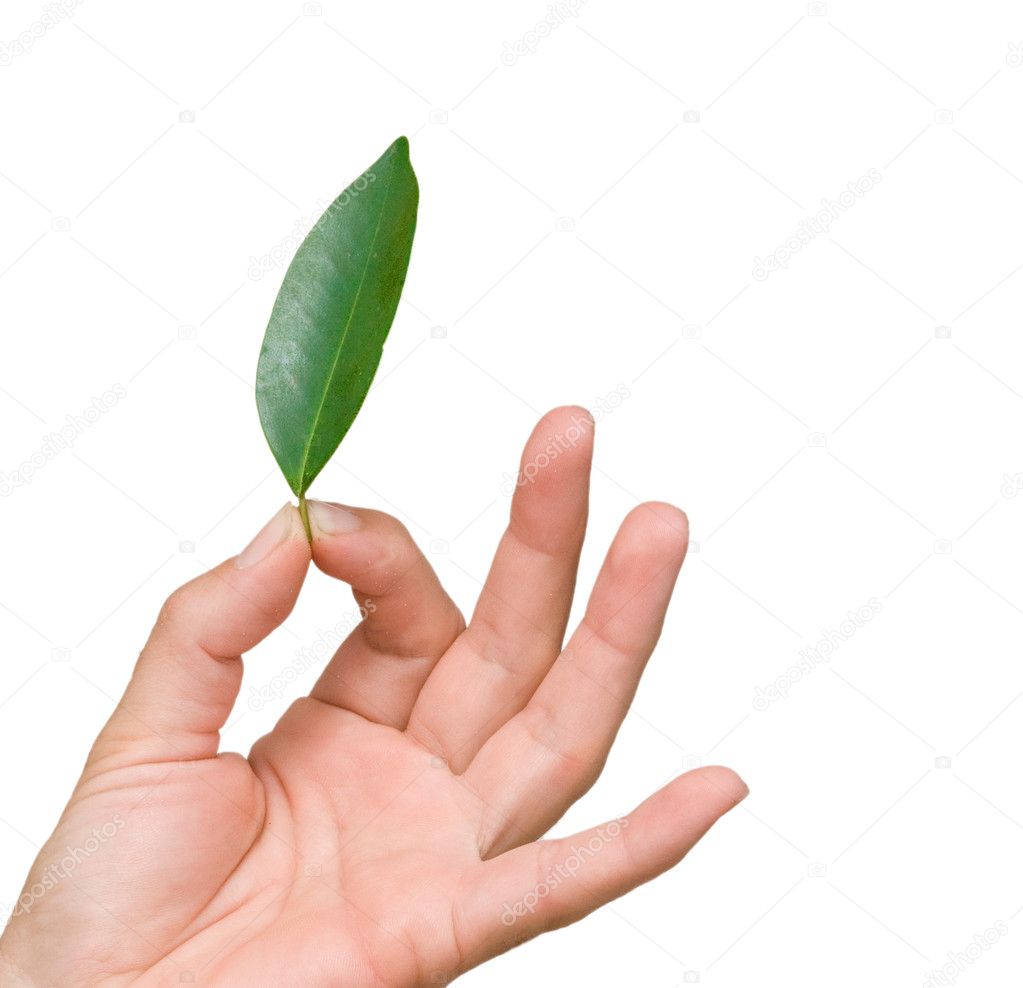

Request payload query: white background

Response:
[1,1,1023,985]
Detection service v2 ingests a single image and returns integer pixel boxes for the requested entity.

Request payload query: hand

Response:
[0,406,746,987]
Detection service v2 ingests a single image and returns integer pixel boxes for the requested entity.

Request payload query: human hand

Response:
[0,406,747,987]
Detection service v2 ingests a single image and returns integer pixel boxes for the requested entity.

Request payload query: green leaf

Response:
[255,135,418,500]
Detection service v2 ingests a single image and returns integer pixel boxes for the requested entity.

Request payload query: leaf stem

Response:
[298,495,312,542]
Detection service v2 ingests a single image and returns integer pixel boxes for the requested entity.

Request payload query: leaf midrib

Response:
[295,161,400,492]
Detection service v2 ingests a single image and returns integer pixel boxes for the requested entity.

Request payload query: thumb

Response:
[89,504,310,771]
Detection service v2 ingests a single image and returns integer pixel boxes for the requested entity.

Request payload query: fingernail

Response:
[235,504,295,569]
[307,500,361,536]
[706,766,749,805]
[722,770,750,803]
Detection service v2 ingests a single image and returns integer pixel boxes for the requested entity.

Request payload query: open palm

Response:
[0,407,746,987]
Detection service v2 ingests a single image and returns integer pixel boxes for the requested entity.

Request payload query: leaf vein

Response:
[295,159,400,493]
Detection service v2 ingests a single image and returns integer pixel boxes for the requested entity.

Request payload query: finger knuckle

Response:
[158,582,197,626]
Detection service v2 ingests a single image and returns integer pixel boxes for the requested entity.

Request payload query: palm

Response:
[1,409,746,988]
[203,704,494,987]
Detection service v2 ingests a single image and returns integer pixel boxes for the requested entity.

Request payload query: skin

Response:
[0,406,747,987]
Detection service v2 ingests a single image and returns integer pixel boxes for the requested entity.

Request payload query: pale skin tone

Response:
[0,406,747,987]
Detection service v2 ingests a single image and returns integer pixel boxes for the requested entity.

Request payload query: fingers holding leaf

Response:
[305,501,464,728]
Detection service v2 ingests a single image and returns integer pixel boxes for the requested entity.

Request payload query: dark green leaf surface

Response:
[256,136,418,497]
